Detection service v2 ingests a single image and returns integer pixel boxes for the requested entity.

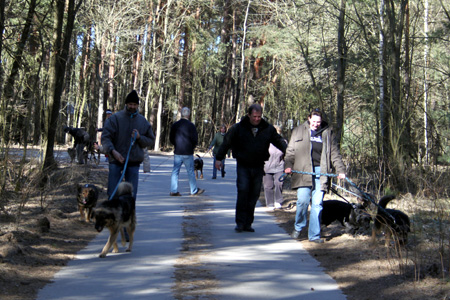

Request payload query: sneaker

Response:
[212,177,216,179]
[291,229,301,239]
[191,189,205,196]
[274,203,282,209]
[235,225,243,232]
[170,192,182,196]
[309,239,324,244]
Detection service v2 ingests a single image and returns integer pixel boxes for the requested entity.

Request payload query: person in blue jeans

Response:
[101,90,155,200]
[284,109,346,243]
[169,107,204,196]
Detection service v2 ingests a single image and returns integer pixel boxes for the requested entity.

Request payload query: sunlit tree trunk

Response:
[237,0,251,123]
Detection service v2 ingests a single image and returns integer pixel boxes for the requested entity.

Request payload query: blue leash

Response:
[279,170,396,223]
[279,170,385,209]
[108,131,137,200]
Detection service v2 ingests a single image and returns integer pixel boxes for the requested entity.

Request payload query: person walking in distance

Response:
[169,107,205,196]
[208,124,228,179]
[63,126,90,164]
[263,125,287,210]
[215,103,286,232]
[284,108,346,243]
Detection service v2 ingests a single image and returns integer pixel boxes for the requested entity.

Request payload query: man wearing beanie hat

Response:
[101,90,155,200]
[125,90,139,104]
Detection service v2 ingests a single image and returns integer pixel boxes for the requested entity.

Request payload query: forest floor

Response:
[0,149,449,299]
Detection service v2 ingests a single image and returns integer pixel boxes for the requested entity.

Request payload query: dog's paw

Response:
[126,248,132,252]
[99,253,107,258]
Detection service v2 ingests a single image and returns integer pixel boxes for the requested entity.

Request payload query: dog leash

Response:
[279,170,396,223]
[109,131,137,200]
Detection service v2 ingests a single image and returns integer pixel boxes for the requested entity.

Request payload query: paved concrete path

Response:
[37,154,346,300]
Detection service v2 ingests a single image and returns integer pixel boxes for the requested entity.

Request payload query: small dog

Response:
[84,141,100,165]
[92,182,136,258]
[77,184,99,222]
[68,147,76,163]
[194,154,203,179]
[371,195,410,246]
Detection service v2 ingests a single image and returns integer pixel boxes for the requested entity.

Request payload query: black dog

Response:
[194,154,203,179]
[371,195,410,246]
[321,200,359,233]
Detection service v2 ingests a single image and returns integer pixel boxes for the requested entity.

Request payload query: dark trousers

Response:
[235,163,264,227]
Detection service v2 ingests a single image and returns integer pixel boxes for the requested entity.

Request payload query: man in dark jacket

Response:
[64,126,90,164]
[101,90,155,199]
[169,107,205,196]
[215,103,286,232]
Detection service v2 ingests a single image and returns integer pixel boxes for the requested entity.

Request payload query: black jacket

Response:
[170,118,198,155]
[216,116,286,167]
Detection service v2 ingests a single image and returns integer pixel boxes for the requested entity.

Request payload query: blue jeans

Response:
[171,155,199,195]
[212,156,225,178]
[235,163,264,227]
[107,163,140,199]
[294,166,324,241]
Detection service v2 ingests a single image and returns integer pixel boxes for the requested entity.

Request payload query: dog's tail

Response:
[196,154,201,159]
[117,182,133,197]
[378,195,396,209]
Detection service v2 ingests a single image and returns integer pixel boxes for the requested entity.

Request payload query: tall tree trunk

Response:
[237,0,251,123]
[43,0,82,171]
[423,0,429,164]
[154,0,172,151]
[378,0,389,162]
[335,0,347,147]
[179,24,191,108]
[0,0,5,115]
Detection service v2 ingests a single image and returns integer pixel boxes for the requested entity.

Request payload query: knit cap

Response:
[125,90,139,104]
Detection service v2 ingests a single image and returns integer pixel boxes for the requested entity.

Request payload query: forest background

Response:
[0,0,450,290]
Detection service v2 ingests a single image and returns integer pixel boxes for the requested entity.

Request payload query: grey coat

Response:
[264,142,286,174]
[101,108,155,165]
[284,120,345,191]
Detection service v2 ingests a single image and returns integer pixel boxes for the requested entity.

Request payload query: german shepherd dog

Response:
[194,154,204,179]
[92,182,136,258]
[371,195,410,246]
[77,184,99,222]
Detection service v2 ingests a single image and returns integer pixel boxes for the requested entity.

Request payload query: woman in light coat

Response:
[284,109,346,243]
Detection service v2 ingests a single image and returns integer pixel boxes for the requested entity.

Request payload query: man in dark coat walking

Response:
[215,103,286,232]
